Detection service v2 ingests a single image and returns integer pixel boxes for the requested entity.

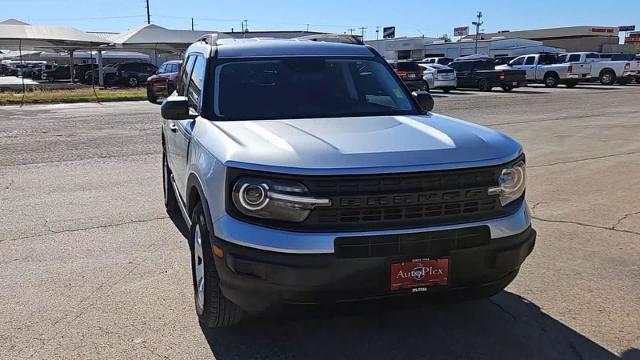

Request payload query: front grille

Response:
[226,159,523,232]
[335,226,490,258]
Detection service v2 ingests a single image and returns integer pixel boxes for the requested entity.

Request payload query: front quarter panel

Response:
[187,119,229,227]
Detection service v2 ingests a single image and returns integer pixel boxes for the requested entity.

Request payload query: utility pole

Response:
[145,0,151,24]
[472,11,483,54]
[359,27,367,39]
[348,28,355,35]
[305,24,309,32]
[376,26,380,40]
[191,18,194,31]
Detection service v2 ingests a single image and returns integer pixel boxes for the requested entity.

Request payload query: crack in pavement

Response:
[528,150,640,169]
[532,216,640,237]
[0,216,169,244]
[611,211,640,230]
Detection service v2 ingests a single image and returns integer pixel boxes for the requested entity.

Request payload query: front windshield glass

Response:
[212,57,418,121]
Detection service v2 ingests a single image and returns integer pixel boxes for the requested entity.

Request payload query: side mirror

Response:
[161,96,191,120]
[412,91,434,112]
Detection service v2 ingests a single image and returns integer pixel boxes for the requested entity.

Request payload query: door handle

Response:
[168,123,177,132]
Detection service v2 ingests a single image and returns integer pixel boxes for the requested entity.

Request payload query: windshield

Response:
[212,57,419,121]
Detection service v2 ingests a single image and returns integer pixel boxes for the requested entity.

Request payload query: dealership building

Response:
[464,26,620,52]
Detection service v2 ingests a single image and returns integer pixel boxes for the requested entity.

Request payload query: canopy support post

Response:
[89,43,100,104]
[69,50,75,84]
[97,49,104,87]
[19,39,25,107]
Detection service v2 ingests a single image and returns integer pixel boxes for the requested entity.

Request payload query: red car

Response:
[146,60,182,103]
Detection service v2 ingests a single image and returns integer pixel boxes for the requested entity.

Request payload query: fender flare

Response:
[186,173,216,238]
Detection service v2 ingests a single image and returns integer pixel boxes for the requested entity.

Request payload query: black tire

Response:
[543,73,559,88]
[48,76,55,83]
[599,69,616,85]
[147,85,158,104]
[565,80,578,88]
[442,88,451,93]
[190,203,244,328]
[128,76,139,87]
[501,85,513,92]
[478,79,492,91]
[162,150,179,215]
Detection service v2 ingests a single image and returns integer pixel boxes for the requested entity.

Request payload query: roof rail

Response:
[198,32,233,46]
[296,34,364,45]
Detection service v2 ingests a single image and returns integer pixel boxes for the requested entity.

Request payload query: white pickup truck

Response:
[496,53,589,88]
[559,52,640,85]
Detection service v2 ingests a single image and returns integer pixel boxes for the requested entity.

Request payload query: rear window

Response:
[474,61,495,70]
[212,57,418,121]
[538,54,557,65]
[396,62,421,71]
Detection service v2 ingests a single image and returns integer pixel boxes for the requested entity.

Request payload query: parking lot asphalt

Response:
[1,84,639,359]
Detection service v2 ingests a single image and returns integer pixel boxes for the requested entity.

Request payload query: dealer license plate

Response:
[390,258,449,290]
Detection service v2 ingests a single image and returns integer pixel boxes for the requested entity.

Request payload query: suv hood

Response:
[199,114,522,175]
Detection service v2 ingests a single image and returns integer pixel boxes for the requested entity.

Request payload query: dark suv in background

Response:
[85,62,157,87]
[390,61,428,91]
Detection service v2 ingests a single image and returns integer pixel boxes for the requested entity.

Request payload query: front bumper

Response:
[213,226,536,313]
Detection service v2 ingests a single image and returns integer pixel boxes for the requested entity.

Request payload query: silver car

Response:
[161,35,535,328]
[419,63,458,93]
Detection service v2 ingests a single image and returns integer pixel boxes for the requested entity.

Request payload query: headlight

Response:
[488,160,526,206]
[232,177,331,222]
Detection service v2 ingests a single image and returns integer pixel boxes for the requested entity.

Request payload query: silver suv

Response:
[161,34,535,328]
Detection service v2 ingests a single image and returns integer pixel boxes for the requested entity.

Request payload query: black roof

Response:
[214,39,374,58]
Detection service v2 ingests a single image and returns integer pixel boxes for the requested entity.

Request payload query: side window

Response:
[178,55,196,96]
[568,54,581,62]
[157,64,167,74]
[187,56,207,111]
[510,57,525,66]
[586,53,599,59]
[524,56,536,65]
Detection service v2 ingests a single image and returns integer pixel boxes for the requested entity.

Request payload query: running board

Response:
[171,174,192,229]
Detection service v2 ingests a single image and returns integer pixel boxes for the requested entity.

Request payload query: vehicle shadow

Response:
[201,291,620,360]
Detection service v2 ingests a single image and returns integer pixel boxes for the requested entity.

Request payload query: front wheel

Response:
[501,85,513,92]
[147,85,158,104]
[190,203,244,328]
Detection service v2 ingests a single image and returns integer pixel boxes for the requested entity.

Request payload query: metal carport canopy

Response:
[105,24,226,54]
[0,24,109,51]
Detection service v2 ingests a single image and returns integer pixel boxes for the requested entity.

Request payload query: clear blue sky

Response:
[3,0,639,41]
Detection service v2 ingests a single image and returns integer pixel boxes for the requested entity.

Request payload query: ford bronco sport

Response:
[161,34,535,328]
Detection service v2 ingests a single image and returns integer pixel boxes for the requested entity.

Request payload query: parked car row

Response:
[388,51,640,94]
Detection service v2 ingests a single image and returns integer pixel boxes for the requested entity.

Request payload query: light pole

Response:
[472,11,483,54]
[376,26,380,40]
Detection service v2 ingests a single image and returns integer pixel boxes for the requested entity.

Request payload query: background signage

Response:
[618,25,636,32]
[454,26,469,37]
[383,26,395,39]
